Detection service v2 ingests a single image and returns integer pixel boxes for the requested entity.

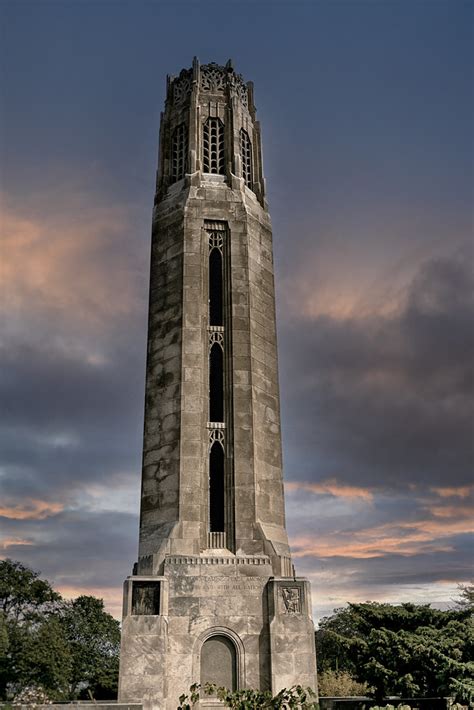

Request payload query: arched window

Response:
[240,128,252,187]
[209,442,225,533]
[170,124,187,183]
[203,118,225,174]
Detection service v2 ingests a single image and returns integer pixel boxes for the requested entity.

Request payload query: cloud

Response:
[0,182,148,509]
[0,181,145,617]
[1,187,147,333]
[286,479,374,501]
[1,538,35,550]
[1,177,472,620]
[0,508,137,617]
[0,499,65,520]
[284,471,473,618]
[291,516,473,560]
[280,253,474,491]
[431,485,473,499]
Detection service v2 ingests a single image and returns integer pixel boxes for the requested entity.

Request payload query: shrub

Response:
[318,669,369,696]
[178,682,319,710]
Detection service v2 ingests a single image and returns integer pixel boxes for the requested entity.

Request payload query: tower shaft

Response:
[119,59,317,709]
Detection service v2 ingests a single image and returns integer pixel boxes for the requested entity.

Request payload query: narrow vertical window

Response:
[209,343,224,423]
[203,118,225,174]
[207,223,229,550]
[209,247,223,326]
[240,128,252,187]
[209,442,225,533]
[170,123,187,183]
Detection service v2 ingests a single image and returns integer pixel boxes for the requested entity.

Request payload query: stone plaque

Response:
[280,586,302,614]
[132,581,160,615]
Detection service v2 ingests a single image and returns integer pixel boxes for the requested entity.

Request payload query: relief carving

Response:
[209,428,225,450]
[200,63,248,107]
[208,230,224,252]
[280,586,302,614]
[200,63,226,92]
[209,329,224,350]
[173,69,192,103]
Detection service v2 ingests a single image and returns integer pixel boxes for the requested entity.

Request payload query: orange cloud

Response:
[291,515,474,560]
[429,505,474,519]
[285,479,374,501]
[431,485,473,499]
[0,499,64,520]
[1,187,145,335]
[0,538,35,551]
[279,219,465,324]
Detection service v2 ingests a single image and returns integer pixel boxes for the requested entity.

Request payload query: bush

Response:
[178,683,319,710]
[13,685,52,704]
[318,669,369,696]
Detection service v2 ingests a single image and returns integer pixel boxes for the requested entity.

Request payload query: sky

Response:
[0,0,473,621]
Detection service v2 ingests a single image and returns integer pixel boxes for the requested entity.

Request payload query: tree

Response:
[0,559,120,701]
[0,559,66,699]
[0,559,61,621]
[11,615,72,700]
[454,583,474,610]
[316,602,474,702]
[62,595,121,699]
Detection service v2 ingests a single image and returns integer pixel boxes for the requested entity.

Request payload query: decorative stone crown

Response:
[167,58,249,108]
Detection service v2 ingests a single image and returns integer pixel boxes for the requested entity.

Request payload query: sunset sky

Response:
[1,0,473,621]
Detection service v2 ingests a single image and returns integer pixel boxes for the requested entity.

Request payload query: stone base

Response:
[118,556,317,710]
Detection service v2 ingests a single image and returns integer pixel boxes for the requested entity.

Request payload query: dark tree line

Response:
[0,559,120,701]
[315,593,474,702]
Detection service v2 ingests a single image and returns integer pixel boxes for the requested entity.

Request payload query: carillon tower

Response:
[118,59,317,709]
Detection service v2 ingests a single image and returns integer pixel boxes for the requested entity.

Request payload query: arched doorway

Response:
[200,634,237,690]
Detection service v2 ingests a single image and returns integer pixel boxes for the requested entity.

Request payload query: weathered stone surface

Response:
[118,58,317,710]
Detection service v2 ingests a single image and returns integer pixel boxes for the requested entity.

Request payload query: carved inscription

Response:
[200,580,262,595]
[280,586,302,614]
[172,575,264,597]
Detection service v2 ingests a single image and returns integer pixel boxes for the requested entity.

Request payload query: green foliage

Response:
[0,560,61,622]
[0,560,66,700]
[178,682,319,710]
[318,669,369,696]
[9,616,72,700]
[454,584,474,610]
[316,601,474,702]
[62,595,121,699]
[0,559,120,701]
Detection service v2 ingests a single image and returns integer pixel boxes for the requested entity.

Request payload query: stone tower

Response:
[118,58,317,709]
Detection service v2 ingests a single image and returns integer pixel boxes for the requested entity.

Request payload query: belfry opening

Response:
[209,344,224,423]
[209,245,223,327]
[209,442,225,533]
